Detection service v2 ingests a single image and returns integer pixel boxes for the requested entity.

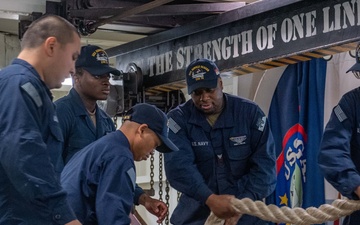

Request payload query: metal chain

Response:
[150,154,155,194]
[165,179,170,225]
[158,153,163,224]
[158,153,163,200]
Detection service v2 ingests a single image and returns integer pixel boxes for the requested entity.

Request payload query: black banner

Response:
[108,0,360,89]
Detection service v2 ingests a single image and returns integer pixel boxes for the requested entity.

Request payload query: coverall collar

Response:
[188,93,234,130]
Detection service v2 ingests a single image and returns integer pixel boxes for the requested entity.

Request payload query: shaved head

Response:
[21,14,80,49]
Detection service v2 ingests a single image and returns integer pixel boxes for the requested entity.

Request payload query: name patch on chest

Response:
[191,141,209,146]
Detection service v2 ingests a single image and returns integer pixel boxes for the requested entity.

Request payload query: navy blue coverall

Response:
[164,93,276,225]
[61,130,136,225]
[54,88,115,164]
[319,87,360,225]
[0,59,76,224]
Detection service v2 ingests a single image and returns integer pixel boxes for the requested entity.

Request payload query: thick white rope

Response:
[205,197,360,225]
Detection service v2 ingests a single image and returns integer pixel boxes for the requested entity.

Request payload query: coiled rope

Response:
[205,197,360,225]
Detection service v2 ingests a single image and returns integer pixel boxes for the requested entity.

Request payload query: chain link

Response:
[113,116,117,128]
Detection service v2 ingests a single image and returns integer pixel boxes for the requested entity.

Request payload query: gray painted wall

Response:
[0,33,20,69]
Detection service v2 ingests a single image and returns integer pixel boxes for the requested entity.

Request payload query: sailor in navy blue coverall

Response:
[61,131,138,224]
[319,88,360,225]
[164,59,276,225]
[61,103,178,224]
[55,45,120,165]
[0,15,81,224]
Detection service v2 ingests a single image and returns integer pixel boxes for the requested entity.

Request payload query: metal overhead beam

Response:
[87,0,144,9]
[108,15,212,28]
[81,29,146,44]
[106,0,303,56]
[69,2,246,29]
[70,2,246,17]
[136,2,246,15]
[98,24,163,35]
[89,0,175,30]
[70,9,210,28]
[65,0,176,35]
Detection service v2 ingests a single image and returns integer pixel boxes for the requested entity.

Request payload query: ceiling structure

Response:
[0,0,257,50]
[1,0,359,96]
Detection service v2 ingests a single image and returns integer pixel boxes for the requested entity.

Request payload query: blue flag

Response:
[267,58,326,225]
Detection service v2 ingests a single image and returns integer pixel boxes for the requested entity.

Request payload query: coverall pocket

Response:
[227,145,251,177]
